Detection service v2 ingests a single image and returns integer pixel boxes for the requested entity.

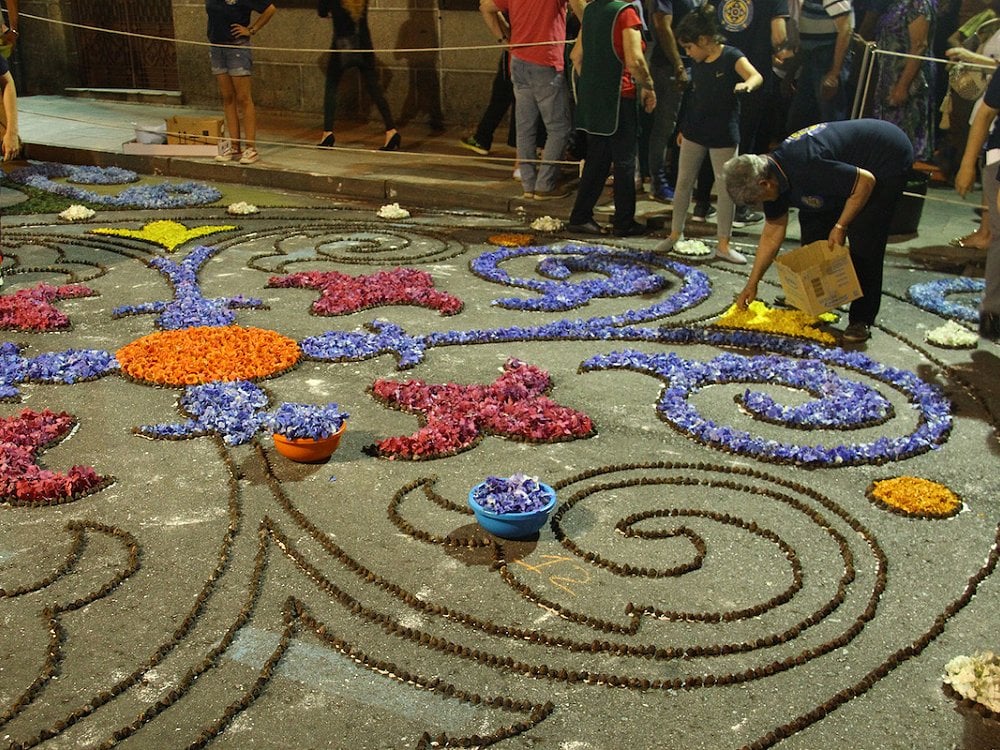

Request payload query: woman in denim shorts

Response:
[205,0,276,164]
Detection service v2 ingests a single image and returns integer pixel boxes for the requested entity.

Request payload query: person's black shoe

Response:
[842,322,872,343]
[380,132,401,151]
[566,220,606,235]
[691,202,717,222]
[979,311,1000,341]
[612,221,649,237]
[732,206,763,228]
[317,133,335,148]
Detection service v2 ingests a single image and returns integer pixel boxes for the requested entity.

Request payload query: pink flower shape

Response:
[1,409,110,505]
[267,267,462,316]
[0,283,97,332]
[367,358,595,460]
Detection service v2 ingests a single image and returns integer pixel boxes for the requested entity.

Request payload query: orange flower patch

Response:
[488,233,535,248]
[116,326,301,386]
[867,476,962,519]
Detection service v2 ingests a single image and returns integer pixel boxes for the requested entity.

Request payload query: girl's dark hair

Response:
[675,4,723,45]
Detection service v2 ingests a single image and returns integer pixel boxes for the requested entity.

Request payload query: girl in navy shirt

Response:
[655,5,762,263]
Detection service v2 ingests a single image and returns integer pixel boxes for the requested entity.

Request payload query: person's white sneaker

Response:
[215,139,239,162]
[239,147,259,165]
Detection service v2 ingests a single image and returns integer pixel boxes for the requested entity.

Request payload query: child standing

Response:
[205,0,276,165]
[654,5,762,263]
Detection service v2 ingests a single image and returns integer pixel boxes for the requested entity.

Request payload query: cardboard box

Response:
[122,140,220,157]
[166,115,224,145]
[774,240,862,317]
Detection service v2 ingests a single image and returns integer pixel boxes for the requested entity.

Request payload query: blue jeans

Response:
[210,43,253,77]
[510,56,571,193]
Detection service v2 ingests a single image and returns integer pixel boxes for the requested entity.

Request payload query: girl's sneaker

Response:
[239,147,259,165]
[715,247,747,264]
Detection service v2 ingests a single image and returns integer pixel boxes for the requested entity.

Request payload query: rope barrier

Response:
[18,11,567,55]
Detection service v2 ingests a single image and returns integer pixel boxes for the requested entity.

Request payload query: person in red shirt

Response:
[480,0,577,199]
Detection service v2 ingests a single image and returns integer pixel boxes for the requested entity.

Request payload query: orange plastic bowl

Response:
[272,423,346,462]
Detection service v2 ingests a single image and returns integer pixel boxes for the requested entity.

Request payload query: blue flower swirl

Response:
[582,333,951,467]
[907,277,984,323]
[472,244,671,312]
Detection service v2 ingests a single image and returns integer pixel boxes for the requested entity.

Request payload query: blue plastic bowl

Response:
[468,482,557,539]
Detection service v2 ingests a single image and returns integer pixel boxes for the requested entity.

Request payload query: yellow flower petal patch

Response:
[868,476,962,519]
[715,300,837,344]
[90,220,236,252]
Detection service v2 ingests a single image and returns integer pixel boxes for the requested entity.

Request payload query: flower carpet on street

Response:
[0,175,998,750]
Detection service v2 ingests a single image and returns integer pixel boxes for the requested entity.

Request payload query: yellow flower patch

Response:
[867,476,962,519]
[715,300,837,344]
[90,220,236,252]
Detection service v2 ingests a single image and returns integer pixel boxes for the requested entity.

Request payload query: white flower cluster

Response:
[944,651,1000,712]
[531,215,563,232]
[674,239,712,256]
[377,202,410,219]
[925,320,978,348]
[58,204,95,222]
[227,201,259,215]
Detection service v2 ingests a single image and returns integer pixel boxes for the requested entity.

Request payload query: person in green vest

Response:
[566,0,657,236]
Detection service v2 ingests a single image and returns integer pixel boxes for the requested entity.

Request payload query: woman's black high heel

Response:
[317,133,335,148]
[379,132,401,152]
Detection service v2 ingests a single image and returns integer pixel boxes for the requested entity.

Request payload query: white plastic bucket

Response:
[133,121,167,145]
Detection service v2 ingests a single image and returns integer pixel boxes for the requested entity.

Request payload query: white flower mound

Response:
[377,203,410,219]
[531,215,563,232]
[673,239,712,256]
[944,652,1000,712]
[227,201,259,215]
[925,320,978,348]
[58,204,95,222]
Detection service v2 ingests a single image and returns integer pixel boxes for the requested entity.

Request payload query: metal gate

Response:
[72,0,179,91]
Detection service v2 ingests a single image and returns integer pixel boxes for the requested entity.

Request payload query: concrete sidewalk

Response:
[14,94,561,216]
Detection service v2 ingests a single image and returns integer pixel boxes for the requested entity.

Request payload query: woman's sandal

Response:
[948,234,989,250]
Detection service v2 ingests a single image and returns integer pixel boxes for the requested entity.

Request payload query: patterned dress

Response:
[872,0,936,161]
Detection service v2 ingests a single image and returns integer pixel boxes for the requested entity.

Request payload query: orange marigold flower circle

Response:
[116,326,301,386]
[867,476,962,519]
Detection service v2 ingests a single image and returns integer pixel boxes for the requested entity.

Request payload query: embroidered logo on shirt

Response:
[802,195,825,209]
[719,0,753,33]
[786,123,829,142]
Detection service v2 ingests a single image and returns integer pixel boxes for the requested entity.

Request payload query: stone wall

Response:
[12,0,502,130]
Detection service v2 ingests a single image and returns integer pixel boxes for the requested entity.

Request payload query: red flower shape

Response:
[0,283,97,332]
[368,358,595,459]
[1,409,109,505]
[267,267,462,316]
